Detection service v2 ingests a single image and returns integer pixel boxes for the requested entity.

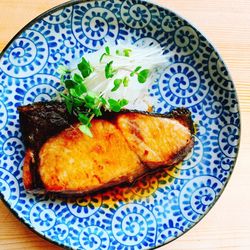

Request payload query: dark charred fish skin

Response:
[18,101,194,195]
[18,101,76,152]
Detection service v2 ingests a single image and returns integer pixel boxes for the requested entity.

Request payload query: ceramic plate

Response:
[0,0,240,249]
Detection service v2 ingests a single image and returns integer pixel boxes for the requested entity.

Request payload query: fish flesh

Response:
[18,102,194,194]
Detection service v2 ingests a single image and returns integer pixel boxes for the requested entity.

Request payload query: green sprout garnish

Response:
[130,66,142,77]
[123,48,132,57]
[105,61,117,79]
[138,69,150,83]
[78,57,93,78]
[100,46,111,62]
[123,76,129,87]
[58,46,151,137]
[79,125,93,138]
[108,99,129,112]
[111,79,123,92]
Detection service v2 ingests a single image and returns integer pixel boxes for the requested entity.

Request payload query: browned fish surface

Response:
[116,112,193,168]
[18,102,194,194]
[39,120,144,192]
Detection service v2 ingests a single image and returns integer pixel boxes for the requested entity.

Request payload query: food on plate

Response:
[18,102,194,194]
[18,44,194,195]
[57,44,169,136]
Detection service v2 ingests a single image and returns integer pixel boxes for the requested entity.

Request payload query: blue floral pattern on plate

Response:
[0,0,240,249]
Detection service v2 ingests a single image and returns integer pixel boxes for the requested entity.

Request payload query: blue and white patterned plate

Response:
[0,0,240,249]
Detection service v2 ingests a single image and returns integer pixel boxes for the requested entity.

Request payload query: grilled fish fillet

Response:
[18,102,194,194]
[39,120,144,192]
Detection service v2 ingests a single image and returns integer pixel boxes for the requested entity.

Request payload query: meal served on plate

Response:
[18,44,195,194]
[19,102,194,193]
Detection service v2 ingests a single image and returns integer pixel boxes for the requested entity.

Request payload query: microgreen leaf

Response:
[138,69,150,83]
[66,100,73,114]
[78,114,90,125]
[73,73,84,84]
[119,99,129,107]
[123,48,132,57]
[135,66,142,72]
[93,108,102,117]
[116,49,122,56]
[130,66,142,77]
[69,88,78,98]
[87,91,98,99]
[78,57,93,78]
[79,124,93,137]
[105,46,111,55]
[100,46,111,62]
[105,61,116,79]
[108,98,128,112]
[100,96,107,105]
[111,79,122,92]
[85,94,96,105]
[61,94,73,114]
[64,79,77,89]
[75,84,87,96]
[60,93,69,100]
[72,98,84,107]
[108,99,122,112]
[123,76,129,87]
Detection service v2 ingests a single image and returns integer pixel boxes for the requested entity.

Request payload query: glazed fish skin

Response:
[18,101,75,151]
[19,102,194,194]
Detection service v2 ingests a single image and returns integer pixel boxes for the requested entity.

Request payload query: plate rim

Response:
[0,0,241,249]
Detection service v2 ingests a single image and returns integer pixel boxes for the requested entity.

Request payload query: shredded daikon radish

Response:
[68,43,169,111]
